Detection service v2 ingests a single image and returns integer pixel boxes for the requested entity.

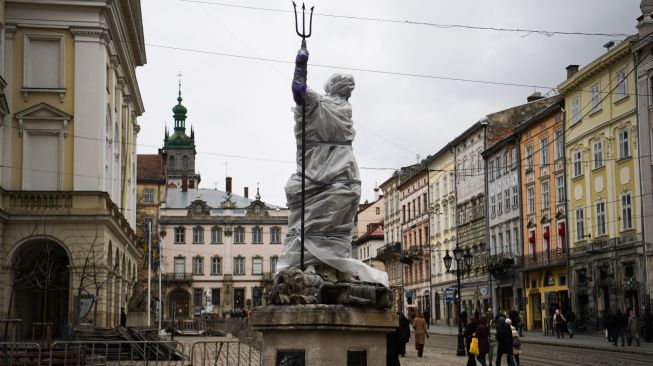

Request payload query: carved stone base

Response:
[125,312,148,328]
[252,305,398,366]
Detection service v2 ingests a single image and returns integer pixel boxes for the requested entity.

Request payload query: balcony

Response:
[163,272,193,284]
[376,243,401,258]
[407,245,425,260]
[571,233,642,255]
[523,250,566,269]
[487,253,522,275]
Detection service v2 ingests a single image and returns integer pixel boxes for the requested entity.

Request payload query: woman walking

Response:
[412,312,428,357]
[465,316,478,366]
[475,316,490,366]
[488,319,498,366]
[627,309,641,346]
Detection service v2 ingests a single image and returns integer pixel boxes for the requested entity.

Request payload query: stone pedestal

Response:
[252,305,398,366]
[125,312,148,328]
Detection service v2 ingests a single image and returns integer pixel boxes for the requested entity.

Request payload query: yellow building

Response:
[560,37,644,332]
[0,0,146,337]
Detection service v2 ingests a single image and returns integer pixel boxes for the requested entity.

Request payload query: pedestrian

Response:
[518,310,525,337]
[554,309,566,339]
[508,308,518,328]
[475,316,490,366]
[398,312,410,357]
[386,325,402,366]
[488,319,498,366]
[507,318,521,365]
[120,307,127,327]
[465,316,478,366]
[627,309,641,347]
[613,309,626,347]
[643,307,653,343]
[566,310,576,338]
[495,317,515,366]
[412,312,428,358]
[605,309,614,343]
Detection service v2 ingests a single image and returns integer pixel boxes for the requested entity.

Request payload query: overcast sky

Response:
[137,0,641,206]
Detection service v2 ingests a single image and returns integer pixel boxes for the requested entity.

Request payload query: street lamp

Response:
[443,243,473,357]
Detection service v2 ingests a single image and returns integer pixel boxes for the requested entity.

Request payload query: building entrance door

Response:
[529,293,542,330]
[170,290,189,318]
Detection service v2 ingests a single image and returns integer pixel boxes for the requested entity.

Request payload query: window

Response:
[174,256,185,274]
[527,186,535,214]
[193,288,203,307]
[556,176,565,203]
[615,69,627,100]
[234,226,245,244]
[23,34,65,89]
[435,182,440,200]
[234,257,245,275]
[526,145,534,171]
[571,95,581,124]
[211,257,222,275]
[192,256,204,275]
[540,138,549,166]
[573,150,582,177]
[478,153,483,173]
[270,227,281,243]
[376,207,380,215]
[554,129,564,160]
[596,202,606,236]
[462,159,467,181]
[443,176,448,194]
[211,289,221,306]
[576,208,585,242]
[211,227,222,244]
[490,196,496,216]
[541,181,550,209]
[495,157,502,178]
[174,227,185,244]
[503,152,509,174]
[450,172,455,191]
[193,226,204,244]
[622,193,633,230]
[505,230,511,253]
[512,186,518,208]
[252,226,263,244]
[512,148,518,169]
[619,129,630,159]
[504,189,511,213]
[450,206,455,227]
[443,207,449,229]
[497,192,503,215]
[489,161,495,181]
[593,140,603,169]
[252,257,263,275]
[143,188,155,204]
[498,232,503,252]
[271,256,279,273]
[591,83,601,113]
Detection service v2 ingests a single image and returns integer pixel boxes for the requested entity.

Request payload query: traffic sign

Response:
[445,288,455,302]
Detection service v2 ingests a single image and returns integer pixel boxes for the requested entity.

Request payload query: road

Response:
[401,334,652,366]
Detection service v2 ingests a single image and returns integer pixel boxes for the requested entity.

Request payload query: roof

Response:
[354,224,384,245]
[137,154,165,180]
[165,188,281,209]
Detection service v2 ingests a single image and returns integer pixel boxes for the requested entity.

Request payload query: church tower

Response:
[162,83,201,189]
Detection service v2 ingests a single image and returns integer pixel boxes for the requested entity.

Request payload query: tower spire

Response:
[172,71,187,130]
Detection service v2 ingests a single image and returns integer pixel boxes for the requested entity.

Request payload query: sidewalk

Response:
[426,324,653,355]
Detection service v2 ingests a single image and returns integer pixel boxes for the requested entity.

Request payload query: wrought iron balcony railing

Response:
[163,272,193,283]
[522,250,566,269]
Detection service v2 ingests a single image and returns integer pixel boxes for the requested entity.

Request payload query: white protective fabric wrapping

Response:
[277,74,389,288]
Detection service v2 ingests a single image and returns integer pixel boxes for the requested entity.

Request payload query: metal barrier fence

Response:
[0,339,262,366]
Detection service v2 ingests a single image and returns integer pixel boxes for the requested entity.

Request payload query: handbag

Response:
[469,336,480,356]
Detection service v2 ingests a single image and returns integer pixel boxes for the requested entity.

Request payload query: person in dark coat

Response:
[423,305,431,329]
[475,316,490,366]
[508,309,519,327]
[613,309,626,347]
[386,326,402,366]
[495,317,515,366]
[643,307,653,342]
[462,309,469,328]
[465,316,478,366]
[398,312,410,357]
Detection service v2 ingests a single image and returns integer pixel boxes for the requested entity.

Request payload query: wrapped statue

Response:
[276,41,389,290]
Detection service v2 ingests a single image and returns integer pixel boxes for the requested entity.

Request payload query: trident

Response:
[292,2,313,272]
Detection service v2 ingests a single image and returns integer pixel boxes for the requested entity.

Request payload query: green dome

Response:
[173,95,187,120]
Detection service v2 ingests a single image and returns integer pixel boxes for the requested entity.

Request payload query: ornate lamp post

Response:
[443,243,473,357]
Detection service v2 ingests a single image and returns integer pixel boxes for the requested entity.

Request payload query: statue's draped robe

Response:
[277,84,389,287]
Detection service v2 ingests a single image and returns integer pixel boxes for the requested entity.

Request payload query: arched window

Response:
[168,155,176,169]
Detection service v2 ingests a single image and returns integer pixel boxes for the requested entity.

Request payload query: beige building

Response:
[159,180,288,319]
[0,0,146,337]
[378,174,403,311]
[352,190,385,270]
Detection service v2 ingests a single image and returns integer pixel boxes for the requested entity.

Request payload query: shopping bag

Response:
[469,337,480,356]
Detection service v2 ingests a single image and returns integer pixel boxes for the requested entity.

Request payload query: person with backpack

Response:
[554,309,566,339]
[507,318,521,365]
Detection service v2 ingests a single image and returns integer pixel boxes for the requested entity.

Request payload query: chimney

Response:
[566,65,579,79]
[244,187,249,198]
[226,176,232,194]
[527,92,543,103]
[374,187,380,201]
[182,175,188,192]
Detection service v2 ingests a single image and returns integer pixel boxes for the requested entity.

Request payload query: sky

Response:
[136,0,641,206]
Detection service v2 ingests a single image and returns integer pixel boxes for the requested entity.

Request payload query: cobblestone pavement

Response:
[401,334,653,366]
